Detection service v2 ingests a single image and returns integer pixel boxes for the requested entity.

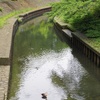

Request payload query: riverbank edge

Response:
[54,16,100,67]
[0,6,51,100]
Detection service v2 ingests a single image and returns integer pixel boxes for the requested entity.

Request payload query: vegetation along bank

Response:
[48,0,100,66]
[48,0,100,51]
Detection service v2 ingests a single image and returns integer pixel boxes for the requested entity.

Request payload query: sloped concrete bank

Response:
[0,6,51,100]
[54,17,100,67]
[0,17,16,100]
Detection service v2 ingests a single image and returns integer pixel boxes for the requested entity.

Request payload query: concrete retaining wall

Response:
[54,18,100,67]
[72,33,100,67]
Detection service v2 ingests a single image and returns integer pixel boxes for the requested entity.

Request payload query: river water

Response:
[9,16,100,100]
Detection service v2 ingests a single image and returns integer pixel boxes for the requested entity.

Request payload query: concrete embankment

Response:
[0,7,51,100]
[0,17,16,100]
[54,17,100,67]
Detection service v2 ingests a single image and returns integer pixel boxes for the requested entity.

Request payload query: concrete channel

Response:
[0,6,100,100]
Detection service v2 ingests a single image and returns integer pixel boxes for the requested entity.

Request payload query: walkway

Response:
[0,17,16,100]
[0,65,10,100]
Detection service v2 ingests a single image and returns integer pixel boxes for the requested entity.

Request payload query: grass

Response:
[90,38,100,52]
[48,0,100,37]
[48,0,100,52]
[0,8,33,28]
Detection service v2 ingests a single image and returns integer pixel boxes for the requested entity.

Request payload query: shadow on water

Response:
[54,23,100,99]
[53,25,100,100]
[50,50,100,100]
[9,15,100,100]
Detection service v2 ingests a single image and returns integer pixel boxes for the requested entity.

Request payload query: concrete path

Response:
[0,65,10,100]
[0,18,16,65]
[0,17,16,100]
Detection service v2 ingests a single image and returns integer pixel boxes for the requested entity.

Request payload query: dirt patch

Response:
[0,2,13,16]
[0,0,33,15]
[0,0,59,16]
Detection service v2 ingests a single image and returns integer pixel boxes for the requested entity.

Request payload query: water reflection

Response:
[9,16,67,99]
[9,16,100,100]
[50,49,87,100]
[11,48,86,100]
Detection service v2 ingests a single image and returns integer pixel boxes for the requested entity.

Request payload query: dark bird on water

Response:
[41,93,47,100]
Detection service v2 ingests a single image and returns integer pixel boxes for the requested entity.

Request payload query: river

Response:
[8,15,100,100]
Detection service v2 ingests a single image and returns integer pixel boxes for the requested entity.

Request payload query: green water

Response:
[9,16,100,100]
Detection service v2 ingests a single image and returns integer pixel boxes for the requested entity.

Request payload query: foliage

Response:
[48,0,100,38]
[89,37,100,51]
[17,17,22,23]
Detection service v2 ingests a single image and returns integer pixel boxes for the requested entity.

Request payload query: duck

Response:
[41,93,47,100]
